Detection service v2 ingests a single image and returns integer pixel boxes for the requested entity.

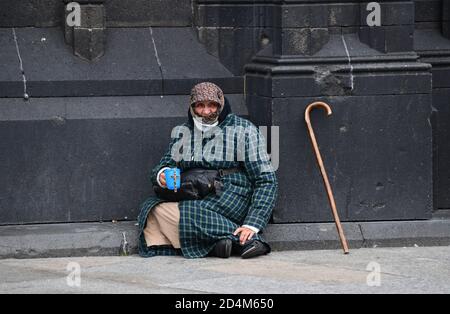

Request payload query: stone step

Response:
[1,219,450,259]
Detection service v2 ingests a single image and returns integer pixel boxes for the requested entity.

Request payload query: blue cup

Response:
[164,168,181,190]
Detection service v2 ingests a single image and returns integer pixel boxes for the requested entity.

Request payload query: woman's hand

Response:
[159,172,167,188]
[233,227,255,245]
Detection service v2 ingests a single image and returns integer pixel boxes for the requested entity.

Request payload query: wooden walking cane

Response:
[305,102,350,254]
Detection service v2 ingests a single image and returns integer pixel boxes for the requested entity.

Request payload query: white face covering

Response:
[191,112,219,131]
[190,106,219,131]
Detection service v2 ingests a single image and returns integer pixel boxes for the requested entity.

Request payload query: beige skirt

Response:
[143,202,181,249]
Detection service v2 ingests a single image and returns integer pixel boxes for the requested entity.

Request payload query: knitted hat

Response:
[189,82,225,125]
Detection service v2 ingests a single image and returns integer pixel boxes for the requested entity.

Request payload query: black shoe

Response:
[210,239,232,258]
[240,240,271,259]
[231,241,244,256]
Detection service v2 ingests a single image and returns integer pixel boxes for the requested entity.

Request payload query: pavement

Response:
[2,216,450,259]
[1,246,449,294]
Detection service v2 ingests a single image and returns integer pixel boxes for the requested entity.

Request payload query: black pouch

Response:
[153,168,221,202]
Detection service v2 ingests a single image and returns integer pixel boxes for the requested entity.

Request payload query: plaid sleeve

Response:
[149,131,181,186]
[242,124,278,231]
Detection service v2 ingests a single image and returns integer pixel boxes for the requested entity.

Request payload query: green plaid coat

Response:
[137,113,278,258]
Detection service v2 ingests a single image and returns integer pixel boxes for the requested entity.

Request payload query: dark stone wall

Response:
[246,56,433,222]
[0,95,248,225]
[0,0,193,27]
[0,0,448,224]
[195,0,275,76]
[414,0,450,210]
[245,1,434,222]
[359,1,415,53]
[0,25,245,225]
[0,27,243,98]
